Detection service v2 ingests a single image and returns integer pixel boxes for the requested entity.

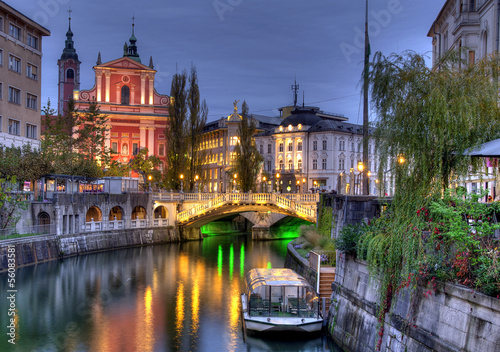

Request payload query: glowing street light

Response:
[195,175,199,193]
[180,174,184,193]
[275,173,280,193]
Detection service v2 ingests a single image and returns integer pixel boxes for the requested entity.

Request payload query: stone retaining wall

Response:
[0,227,180,271]
[328,253,500,352]
[284,242,318,290]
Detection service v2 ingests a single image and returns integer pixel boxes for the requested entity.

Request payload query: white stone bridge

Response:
[154,192,320,239]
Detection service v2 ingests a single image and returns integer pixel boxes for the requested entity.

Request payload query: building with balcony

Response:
[0,1,50,148]
[255,106,379,195]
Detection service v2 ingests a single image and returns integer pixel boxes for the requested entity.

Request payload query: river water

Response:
[1,233,341,352]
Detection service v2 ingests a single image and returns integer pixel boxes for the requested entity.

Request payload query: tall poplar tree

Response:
[186,65,208,191]
[233,101,263,192]
[166,70,188,190]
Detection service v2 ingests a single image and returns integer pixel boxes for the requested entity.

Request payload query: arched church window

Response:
[121,86,130,105]
[66,68,74,79]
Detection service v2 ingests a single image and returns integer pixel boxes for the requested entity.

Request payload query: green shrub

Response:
[335,223,366,256]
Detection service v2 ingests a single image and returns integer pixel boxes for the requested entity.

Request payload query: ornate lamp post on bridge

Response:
[180,174,184,193]
[275,173,280,193]
[262,176,267,193]
[195,175,199,193]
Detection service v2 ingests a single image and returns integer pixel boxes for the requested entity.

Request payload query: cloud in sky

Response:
[12,0,444,122]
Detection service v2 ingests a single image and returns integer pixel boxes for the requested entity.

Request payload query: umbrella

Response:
[463,138,500,157]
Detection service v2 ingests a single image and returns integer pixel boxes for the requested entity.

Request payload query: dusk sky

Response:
[13,0,444,123]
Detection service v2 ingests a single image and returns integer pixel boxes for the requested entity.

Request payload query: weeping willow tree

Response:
[365,50,500,346]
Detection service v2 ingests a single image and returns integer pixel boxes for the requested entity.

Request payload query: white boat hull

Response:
[243,315,323,333]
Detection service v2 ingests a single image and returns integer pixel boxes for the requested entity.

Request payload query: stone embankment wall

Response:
[328,254,500,352]
[285,242,318,289]
[0,227,180,272]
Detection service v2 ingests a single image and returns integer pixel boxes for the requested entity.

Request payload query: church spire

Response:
[61,7,78,61]
[123,14,141,63]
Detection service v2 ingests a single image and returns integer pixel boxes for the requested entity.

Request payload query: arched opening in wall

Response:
[154,206,167,219]
[132,205,147,220]
[86,206,102,222]
[121,85,130,105]
[66,68,74,80]
[109,206,124,221]
[37,212,51,234]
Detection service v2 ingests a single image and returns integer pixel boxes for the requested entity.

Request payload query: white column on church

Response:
[141,74,146,105]
[96,70,102,102]
[148,127,155,155]
[148,74,154,105]
[104,124,111,151]
[105,71,111,103]
[140,126,146,150]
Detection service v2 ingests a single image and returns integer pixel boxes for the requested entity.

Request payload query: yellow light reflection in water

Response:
[190,261,204,349]
[229,243,234,279]
[136,286,154,352]
[218,245,223,277]
[89,294,111,352]
[175,281,185,346]
[240,243,245,277]
[226,279,241,352]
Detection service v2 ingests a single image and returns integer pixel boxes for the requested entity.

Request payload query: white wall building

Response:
[255,106,381,195]
[429,0,499,200]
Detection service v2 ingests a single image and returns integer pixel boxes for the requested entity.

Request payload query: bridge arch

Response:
[109,206,124,221]
[86,206,102,222]
[154,205,168,219]
[132,205,147,220]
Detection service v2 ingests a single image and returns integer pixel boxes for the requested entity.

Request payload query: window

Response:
[297,140,302,151]
[322,159,327,170]
[266,160,272,171]
[8,119,20,136]
[0,17,3,33]
[9,23,20,40]
[297,159,302,169]
[322,140,327,150]
[351,142,355,151]
[313,159,317,170]
[121,86,130,105]
[26,63,38,80]
[220,138,223,147]
[0,116,2,132]
[111,142,118,154]
[0,83,2,100]
[67,68,74,79]
[9,55,21,73]
[288,158,293,170]
[8,87,20,104]
[267,143,271,153]
[279,142,284,152]
[259,144,263,154]
[0,49,3,66]
[339,159,345,170]
[26,93,37,110]
[339,140,345,151]
[358,143,361,153]
[133,143,139,155]
[27,34,39,49]
[279,159,284,170]
[159,144,165,156]
[288,141,293,152]
[26,124,37,139]
[313,141,317,151]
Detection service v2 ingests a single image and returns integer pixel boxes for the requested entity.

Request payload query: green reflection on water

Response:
[217,245,223,277]
[229,243,234,279]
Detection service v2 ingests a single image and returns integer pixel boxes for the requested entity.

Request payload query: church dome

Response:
[280,107,322,127]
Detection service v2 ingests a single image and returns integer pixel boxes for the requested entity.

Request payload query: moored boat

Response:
[241,268,323,335]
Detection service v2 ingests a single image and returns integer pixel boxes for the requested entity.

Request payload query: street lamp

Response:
[233,173,237,192]
[180,174,184,193]
[302,178,306,193]
[195,175,199,193]
[148,174,152,192]
[296,180,300,193]
[262,176,267,193]
[276,173,280,193]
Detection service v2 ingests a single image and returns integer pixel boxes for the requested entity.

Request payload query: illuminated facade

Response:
[57,21,169,169]
[199,102,281,192]
[255,106,379,194]
[0,2,50,148]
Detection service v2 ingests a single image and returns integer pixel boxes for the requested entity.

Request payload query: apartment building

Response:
[0,1,50,148]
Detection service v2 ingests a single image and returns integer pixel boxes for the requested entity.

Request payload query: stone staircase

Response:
[319,267,336,313]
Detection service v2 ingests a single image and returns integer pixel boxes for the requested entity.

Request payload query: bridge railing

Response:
[177,192,319,224]
[153,192,319,203]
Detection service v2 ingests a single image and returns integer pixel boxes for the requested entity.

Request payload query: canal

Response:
[1,233,341,352]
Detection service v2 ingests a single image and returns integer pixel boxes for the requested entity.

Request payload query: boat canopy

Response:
[245,268,312,293]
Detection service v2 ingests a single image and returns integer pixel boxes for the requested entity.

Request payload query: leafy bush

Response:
[335,223,367,255]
